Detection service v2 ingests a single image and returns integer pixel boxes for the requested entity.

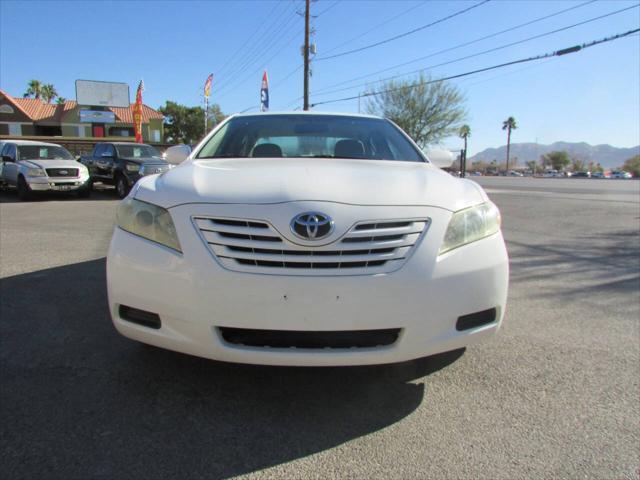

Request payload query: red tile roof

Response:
[0,90,163,123]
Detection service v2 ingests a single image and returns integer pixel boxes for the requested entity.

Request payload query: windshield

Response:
[115,145,161,159]
[17,145,74,161]
[196,114,424,162]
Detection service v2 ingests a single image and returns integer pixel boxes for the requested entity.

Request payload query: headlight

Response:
[439,202,501,255]
[126,163,140,172]
[116,198,182,252]
[26,167,46,177]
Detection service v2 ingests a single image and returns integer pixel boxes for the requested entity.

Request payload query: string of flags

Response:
[260,71,269,112]
[201,71,270,114]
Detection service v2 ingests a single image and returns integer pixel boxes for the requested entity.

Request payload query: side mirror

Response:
[164,144,192,165]
[2,155,13,163]
[425,149,455,168]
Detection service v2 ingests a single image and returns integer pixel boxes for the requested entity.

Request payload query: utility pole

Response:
[204,95,208,133]
[303,0,310,110]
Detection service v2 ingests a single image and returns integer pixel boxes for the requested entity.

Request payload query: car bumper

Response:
[27,176,90,191]
[107,203,509,366]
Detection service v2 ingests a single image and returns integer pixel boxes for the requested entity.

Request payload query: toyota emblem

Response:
[290,212,334,240]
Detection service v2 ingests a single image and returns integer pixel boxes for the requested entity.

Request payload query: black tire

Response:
[115,174,130,199]
[17,176,33,201]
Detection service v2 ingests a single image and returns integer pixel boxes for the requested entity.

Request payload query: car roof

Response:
[103,142,153,146]
[232,111,383,120]
[4,139,63,147]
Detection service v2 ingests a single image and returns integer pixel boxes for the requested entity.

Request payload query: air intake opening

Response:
[219,327,401,349]
[119,305,161,329]
[456,308,497,331]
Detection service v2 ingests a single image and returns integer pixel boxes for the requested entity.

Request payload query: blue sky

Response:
[1,0,638,154]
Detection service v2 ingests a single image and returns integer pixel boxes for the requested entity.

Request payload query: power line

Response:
[215,6,299,93]
[315,0,491,61]
[311,28,640,107]
[311,3,640,99]
[214,3,299,94]
[312,0,597,96]
[213,1,287,80]
[319,0,430,57]
[215,27,304,101]
[315,0,341,17]
[270,0,339,97]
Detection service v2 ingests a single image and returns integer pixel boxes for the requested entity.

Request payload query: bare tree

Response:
[366,74,466,148]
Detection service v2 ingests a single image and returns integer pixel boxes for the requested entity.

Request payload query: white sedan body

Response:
[107,112,509,366]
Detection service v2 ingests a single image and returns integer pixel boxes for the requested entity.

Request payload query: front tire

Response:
[115,175,130,199]
[17,176,33,201]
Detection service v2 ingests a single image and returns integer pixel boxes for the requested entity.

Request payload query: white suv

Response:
[0,140,91,200]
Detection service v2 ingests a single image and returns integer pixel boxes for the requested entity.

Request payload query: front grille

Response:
[141,164,170,175]
[218,327,401,349]
[46,168,79,177]
[193,216,429,275]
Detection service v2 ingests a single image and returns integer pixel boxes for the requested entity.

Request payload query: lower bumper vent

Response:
[219,327,401,349]
[456,308,497,331]
[119,305,161,329]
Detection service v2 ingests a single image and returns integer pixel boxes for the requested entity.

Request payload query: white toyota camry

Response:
[107,112,508,366]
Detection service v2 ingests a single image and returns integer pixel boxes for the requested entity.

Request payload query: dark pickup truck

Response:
[80,142,170,198]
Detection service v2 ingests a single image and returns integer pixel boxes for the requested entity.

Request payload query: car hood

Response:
[123,157,167,165]
[21,159,83,170]
[135,158,487,211]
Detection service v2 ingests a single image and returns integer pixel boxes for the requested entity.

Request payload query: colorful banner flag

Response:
[260,71,269,112]
[204,74,213,99]
[133,80,144,143]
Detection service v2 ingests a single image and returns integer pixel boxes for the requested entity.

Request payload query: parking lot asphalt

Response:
[1,178,639,479]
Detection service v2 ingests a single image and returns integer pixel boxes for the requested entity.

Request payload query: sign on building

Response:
[79,110,116,123]
[76,80,130,108]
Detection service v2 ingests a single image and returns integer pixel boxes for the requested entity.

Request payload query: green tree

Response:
[571,157,586,172]
[589,162,604,173]
[526,160,538,174]
[23,79,43,99]
[159,101,226,144]
[471,160,488,173]
[56,97,66,105]
[365,73,466,147]
[542,151,571,171]
[622,155,640,177]
[41,84,58,103]
[502,116,517,172]
[206,104,226,131]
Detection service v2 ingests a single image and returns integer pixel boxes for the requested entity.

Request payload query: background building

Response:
[0,90,164,143]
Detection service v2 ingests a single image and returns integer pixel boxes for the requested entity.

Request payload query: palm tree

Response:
[458,124,471,154]
[458,124,471,176]
[56,97,67,105]
[41,84,58,103]
[24,79,43,99]
[502,116,517,172]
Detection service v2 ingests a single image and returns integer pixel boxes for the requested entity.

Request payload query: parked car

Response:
[571,171,591,178]
[0,140,91,200]
[507,170,523,177]
[80,142,170,198]
[591,172,607,179]
[543,169,561,178]
[610,170,632,179]
[107,112,509,366]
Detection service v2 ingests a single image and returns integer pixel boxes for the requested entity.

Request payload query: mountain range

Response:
[468,142,639,169]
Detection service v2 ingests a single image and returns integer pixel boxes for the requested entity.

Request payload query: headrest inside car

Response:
[334,139,365,158]
[252,143,283,158]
